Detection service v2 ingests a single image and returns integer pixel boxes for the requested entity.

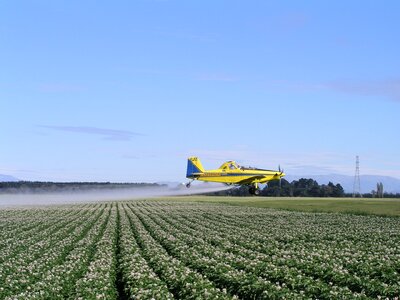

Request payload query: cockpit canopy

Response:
[219,161,241,170]
[219,161,240,170]
[219,161,262,171]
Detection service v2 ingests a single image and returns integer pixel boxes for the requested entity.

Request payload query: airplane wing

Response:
[237,173,281,185]
[237,176,266,185]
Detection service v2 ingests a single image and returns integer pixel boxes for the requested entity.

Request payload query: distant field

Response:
[1,199,400,299]
[167,196,400,217]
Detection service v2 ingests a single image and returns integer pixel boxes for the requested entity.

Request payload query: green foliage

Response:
[2,200,399,298]
[180,196,400,217]
[212,178,346,197]
[265,178,345,197]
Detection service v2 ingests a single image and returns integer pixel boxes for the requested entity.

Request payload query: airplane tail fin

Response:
[186,157,205,178]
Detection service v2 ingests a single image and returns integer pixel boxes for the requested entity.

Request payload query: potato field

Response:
[0,200,399,299]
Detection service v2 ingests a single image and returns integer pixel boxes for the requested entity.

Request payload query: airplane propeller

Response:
[278,165,284,195]
[278,165,284,174]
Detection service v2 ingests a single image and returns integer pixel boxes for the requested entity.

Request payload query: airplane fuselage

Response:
[186,158,285,186]
[188,168,282,184]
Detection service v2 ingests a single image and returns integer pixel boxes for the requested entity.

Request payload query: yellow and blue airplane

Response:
[186,156,285,195]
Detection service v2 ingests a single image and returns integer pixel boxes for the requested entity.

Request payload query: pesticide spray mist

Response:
[0,183,233,207]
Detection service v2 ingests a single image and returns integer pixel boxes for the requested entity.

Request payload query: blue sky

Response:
[1,1,400,182]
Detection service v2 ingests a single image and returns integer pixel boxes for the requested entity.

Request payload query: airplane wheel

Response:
[254,189,260,196]
[249,187,255,195]
[186,183,191,188]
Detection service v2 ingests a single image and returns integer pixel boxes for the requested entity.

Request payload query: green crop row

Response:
[0,200,399,299]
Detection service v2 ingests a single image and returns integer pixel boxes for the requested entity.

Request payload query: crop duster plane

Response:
[186,157,285,195]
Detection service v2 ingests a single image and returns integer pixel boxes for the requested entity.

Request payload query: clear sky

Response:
[1,1,400,182]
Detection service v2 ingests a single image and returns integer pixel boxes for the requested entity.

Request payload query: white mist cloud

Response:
[264,78,400,101]
[196,73,239,82]
[37,83,85,93]
[326,79,400,101]
[39,125,144,141]
[0,183,232,208]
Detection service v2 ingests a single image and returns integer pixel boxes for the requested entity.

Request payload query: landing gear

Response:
[186,180,194,188]
[249,183,260,196]
[249,187,260,195]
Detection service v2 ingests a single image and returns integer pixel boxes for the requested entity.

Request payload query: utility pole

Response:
[353,155,362,198]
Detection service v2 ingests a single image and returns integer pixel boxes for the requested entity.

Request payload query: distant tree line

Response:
[359,191,400,198]
[210,178,400,198]
[0,181,163,194]
[210,178,345,197]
